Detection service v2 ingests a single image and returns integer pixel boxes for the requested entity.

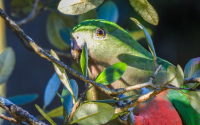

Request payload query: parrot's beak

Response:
[71,38,82,62]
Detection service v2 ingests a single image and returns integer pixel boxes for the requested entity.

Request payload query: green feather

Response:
[168,90,200,125]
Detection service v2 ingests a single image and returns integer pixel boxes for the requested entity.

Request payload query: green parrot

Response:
[70,19,182,125]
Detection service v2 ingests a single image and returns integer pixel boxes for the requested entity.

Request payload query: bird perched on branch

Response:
[71,19,182,125]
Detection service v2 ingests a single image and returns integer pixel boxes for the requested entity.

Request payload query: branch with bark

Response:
[0,96,48,125]
[16,0,50,26]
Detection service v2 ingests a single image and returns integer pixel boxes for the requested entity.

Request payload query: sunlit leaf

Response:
[130,18,156,62]
[0,47,15,84]
[183,91,200,114]
[168,90,200,125]
[10,0,43,19]
[129,0,159,25]
[50,50,76,104]
[70,102,114,125]
[58,0,104,15]
[35,104,57,125]
[78,9,97,23]
[184,57,200,88]
[61,79,78,117]
[8,94,38,106]
[47,106,63,118]
[95,62,127,85]
[97,1,119,23]
[80,44,88,77]
[43,73,61,109]
[46,12,76,50]
[167,65,184,87]
[129,28,153,41]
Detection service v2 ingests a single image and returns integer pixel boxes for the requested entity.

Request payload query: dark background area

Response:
[2,0,200,124]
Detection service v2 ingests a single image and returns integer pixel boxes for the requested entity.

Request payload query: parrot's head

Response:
[71,19,134,64]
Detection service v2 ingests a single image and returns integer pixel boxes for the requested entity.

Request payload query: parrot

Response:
[70,19,183,125]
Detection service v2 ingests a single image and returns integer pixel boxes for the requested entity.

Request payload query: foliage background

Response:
[2,0,200,124]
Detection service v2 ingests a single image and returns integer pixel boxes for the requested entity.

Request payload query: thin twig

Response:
[66,86,90,124]
[16,0,50,26]
[0,113,18,124]
[124,65,162,91]
[166,85,199,91]
[0,96,48,125]
[184,77,200,84]
[114,88,167,114]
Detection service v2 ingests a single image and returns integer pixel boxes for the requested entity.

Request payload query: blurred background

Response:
[1,0,200,124]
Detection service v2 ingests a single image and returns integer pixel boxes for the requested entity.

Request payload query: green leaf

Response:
[8,94,38,106]
[50,50,76,104]
[97,1,119,23]
[184,57,200,78]
[130,18,157,62]
[167,65,184,87]
[91,94,138,103]
[186,70,200,89]
[43,73,61,110]
[80,44,88,77]
[61,79,78,117]
[109,114,119,121]
[58,0,104,15]
[35,104,57,125]
[168,90,200,125]
[129,0,159,25]
[95,62,127,85]
[129,28,153,41]
[78,9,97,23]
[70,102,114,125]
[46,12,76,50]
[47,106,63,118]
[183,91,200,114]
[0,47,15,84]
[10,0,43,19]
[184,57,200,88]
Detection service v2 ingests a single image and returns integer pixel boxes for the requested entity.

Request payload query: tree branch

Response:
[184,77,200,84]
[114,88,167,114]
[166,85,199,91]
[66,86,90,124]
[16,0,49,26]
[0,113,19,124]
[0,96,48,125]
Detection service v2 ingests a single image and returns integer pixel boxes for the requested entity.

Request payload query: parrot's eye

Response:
[95,28,106,38]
